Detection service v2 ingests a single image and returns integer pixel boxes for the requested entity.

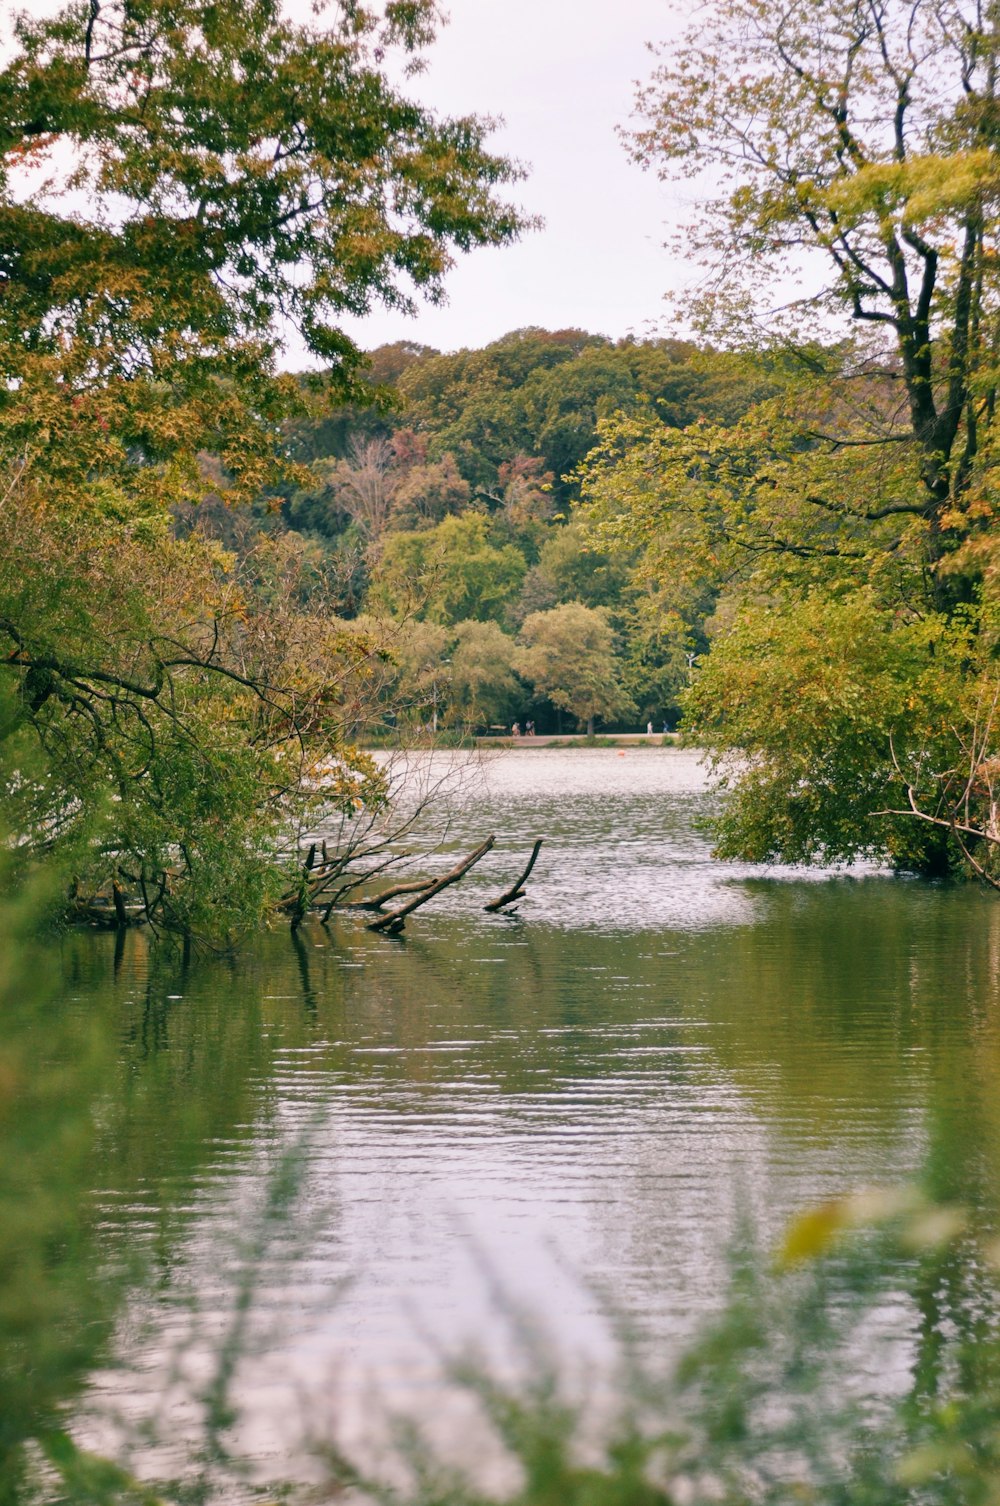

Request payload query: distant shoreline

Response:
[354,732,684,751]
[475,732,680,749]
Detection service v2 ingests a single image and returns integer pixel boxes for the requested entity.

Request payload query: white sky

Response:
[333,0,693,356]
[4,0,694,359]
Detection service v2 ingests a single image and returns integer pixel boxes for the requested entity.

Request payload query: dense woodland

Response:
[192,329,780,738]
[4,0,1000,942]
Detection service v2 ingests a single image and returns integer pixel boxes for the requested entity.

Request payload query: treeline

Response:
[194,329,778,734]
[0,0,537,944]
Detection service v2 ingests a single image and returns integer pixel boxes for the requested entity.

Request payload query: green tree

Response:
[375,514,527,625]
[685,592,979,875]
[392,619,451,731]
[514,521,631,624]
[515,603,635,736]
[0,0,524,392]
[0,0,528,933]
[394,330,772,503]
[447,620,521,729]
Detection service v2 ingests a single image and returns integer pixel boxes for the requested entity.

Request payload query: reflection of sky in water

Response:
[82,750,989,1486]
[356,748,886,932]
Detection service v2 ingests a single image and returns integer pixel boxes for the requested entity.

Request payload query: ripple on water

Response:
[75,748,998,1484]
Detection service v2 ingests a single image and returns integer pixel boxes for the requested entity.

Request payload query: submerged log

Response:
[484,838,543,913]
[368,836,495,935]
[344,874,438,912]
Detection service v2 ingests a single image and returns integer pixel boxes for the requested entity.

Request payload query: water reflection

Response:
[7,751,1000,1486]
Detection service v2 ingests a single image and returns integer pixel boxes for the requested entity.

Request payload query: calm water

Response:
[14,749,1000,1483]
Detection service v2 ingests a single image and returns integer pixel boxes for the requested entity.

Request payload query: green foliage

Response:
[390,618,451,726]
[395,330,775,501]
[516,603,635,734]
[515,522,631,622]
[684,594,974,868]
[0,818,114,1504]
[0,0,529,936]
[447,619,521,727]
[374,514,528,625]
[0,0,525,388]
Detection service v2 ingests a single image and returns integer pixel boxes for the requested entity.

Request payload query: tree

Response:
[324,436,401,540]
[632,0,1000,590]
[0,1,525,391]
[582,0,1000,876]
[374,514,527,625]
[447,620,521,729]
[393,329,771,502]
[389,453,472,531]
[683,592,979,874]
[0,0,529,935]
[515,603,634,736]
[515,521,631,622]
[392,620,451,731]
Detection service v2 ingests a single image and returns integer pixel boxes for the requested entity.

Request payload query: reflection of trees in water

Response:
[0,928,347,1497]
[11,885,1000,1498]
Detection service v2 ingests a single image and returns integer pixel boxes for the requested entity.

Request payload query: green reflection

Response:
[5,873,1000,1497]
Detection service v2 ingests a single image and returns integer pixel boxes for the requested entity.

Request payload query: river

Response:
[8,748,1000,1495]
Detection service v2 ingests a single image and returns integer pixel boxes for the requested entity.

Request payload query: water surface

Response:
[21,749,1000,1478]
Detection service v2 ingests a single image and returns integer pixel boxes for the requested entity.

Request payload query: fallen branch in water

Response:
[484,838,543,913]
[368,836,495,935]
[343,874,438,912]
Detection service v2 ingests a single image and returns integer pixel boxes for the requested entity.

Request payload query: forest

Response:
[202,327,779,738]
[4,0,1000,938]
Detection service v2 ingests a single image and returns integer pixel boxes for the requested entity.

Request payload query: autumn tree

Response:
[0,0,528,934]
[632,0,1000,586]
[582,0,1000,878]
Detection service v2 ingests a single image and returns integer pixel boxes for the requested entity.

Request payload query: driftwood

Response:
[484,838,543,913]
[368,836,495,935]
[343,874,438,912]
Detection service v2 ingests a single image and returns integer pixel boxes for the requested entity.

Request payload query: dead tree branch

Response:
[484,838,543,913]
[368,836,495,935]
[344,874,439,912]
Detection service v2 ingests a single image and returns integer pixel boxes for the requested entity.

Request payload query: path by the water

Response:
[475,731,677,747]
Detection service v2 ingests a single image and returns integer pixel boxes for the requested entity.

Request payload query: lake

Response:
[10,748,1000,1494]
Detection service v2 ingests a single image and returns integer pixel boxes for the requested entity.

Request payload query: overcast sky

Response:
[332,0,692,358]
[3,0,693,360]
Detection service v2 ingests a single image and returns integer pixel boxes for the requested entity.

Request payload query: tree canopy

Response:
[0,0,529,936]
[573,0,1000,881]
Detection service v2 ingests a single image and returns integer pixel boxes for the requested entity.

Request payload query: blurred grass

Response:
[0,843,124,1504]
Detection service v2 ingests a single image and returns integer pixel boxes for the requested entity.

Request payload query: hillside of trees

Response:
[194,328,780,736]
